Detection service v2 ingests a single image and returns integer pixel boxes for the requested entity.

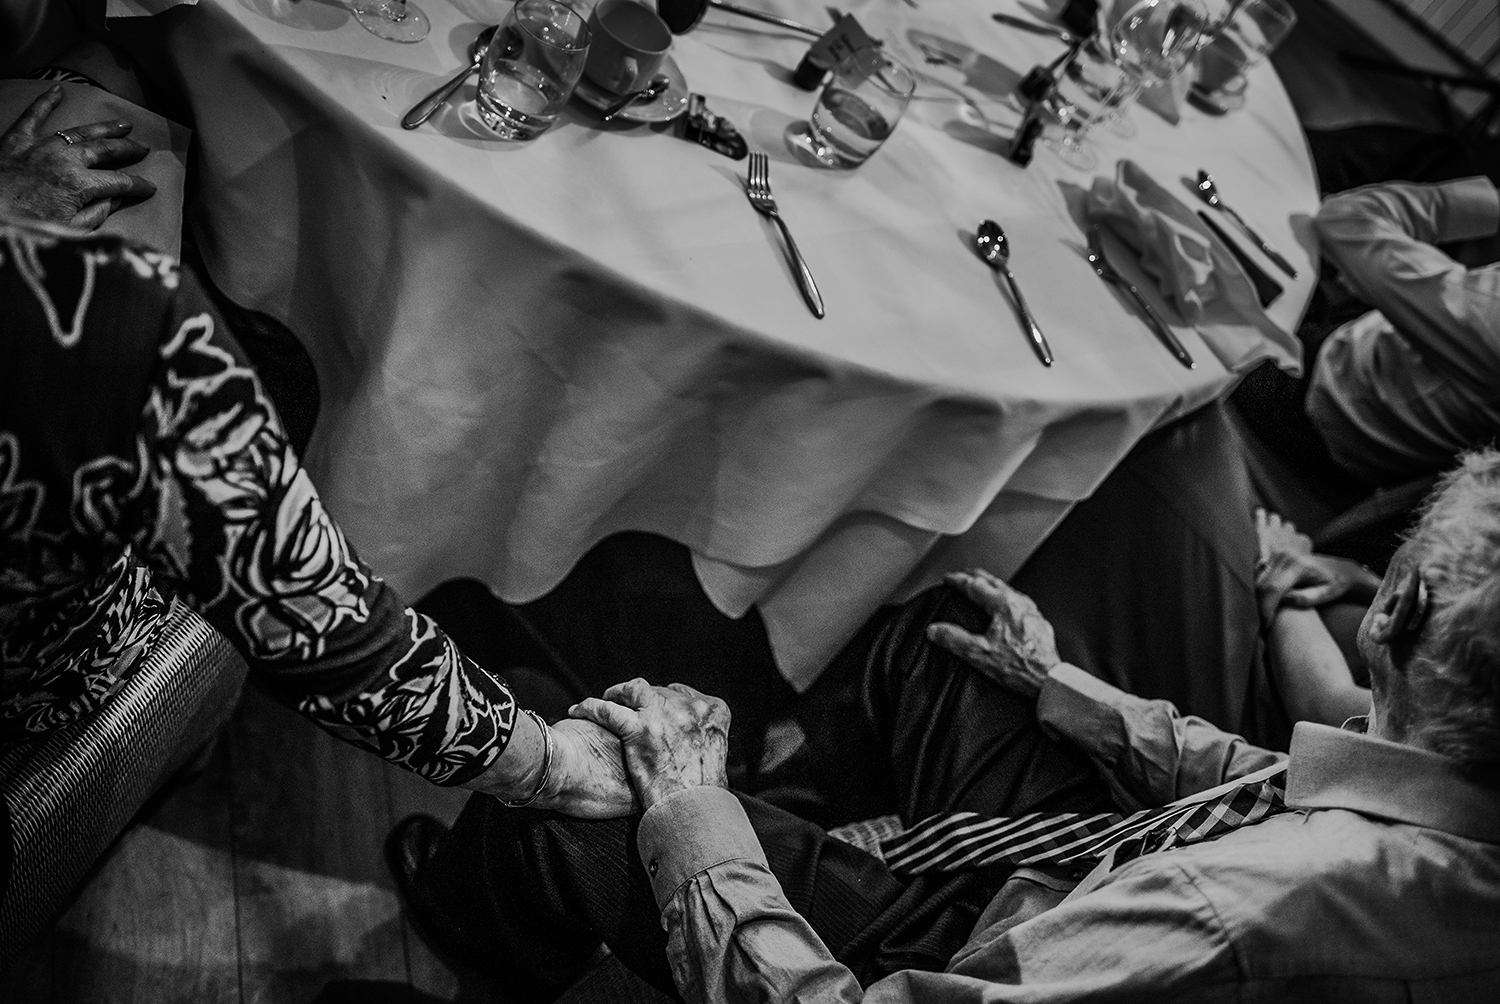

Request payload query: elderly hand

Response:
[926,569,1059,699]
[533,718,640,819]
[0,86,156,229]
[1255,509,1380,623]
[568,679,731,810]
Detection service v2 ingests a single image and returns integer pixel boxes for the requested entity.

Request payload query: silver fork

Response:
[745,152,825,319]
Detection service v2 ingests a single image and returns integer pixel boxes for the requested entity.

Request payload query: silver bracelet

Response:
[500,709,554,808]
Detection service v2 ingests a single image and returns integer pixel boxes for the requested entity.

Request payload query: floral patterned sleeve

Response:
[130,259,517,784]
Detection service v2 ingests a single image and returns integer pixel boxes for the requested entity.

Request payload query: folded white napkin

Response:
[1086,159,1301,374]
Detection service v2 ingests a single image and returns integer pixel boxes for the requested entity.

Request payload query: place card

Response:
[792,14,880,90]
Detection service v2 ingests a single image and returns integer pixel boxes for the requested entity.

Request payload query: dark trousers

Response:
[414,586,1111,1000]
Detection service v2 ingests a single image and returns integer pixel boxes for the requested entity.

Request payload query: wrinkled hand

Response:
[0,86,155,229]
[569,679,731,810]
[926,569,1059,699]
[531,717,640,819]
[1255,509,1379,622]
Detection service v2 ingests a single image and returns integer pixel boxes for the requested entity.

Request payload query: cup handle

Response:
[619,55,640,91]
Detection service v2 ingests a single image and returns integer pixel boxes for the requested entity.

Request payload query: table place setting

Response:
[162,0,1322,680]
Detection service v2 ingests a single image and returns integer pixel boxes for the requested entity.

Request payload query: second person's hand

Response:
[0,87,156,229]
[568,679,731,810]
[925,569,1059,699]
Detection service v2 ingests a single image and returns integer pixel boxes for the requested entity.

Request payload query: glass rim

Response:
[511,0,593,52]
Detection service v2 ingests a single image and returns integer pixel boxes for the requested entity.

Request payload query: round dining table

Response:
[158,0,1319,688]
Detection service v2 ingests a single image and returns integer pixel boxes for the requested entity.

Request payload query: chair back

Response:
[0,600,247,975]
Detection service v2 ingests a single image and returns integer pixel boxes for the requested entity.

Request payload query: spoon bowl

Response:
[974,220,1053,366]
[1195,169,1223,209]
[401,25,498,130]
[598,74,672,123]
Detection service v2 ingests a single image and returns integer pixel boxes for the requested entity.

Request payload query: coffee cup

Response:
[584,0,672,94]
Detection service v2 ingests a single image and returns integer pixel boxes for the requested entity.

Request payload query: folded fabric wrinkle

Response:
[1084,159,1300,375]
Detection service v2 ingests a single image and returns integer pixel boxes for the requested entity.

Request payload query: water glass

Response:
[477,0,592,141]
[807,48,916,168]
[1193,0,1296,109]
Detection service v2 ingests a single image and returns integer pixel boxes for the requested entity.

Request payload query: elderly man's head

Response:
[1361,448,1500,782]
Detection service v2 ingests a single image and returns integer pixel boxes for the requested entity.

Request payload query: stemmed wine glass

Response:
[1044,0,1208,169]
[351,0,430,43]
[1106,0,1209,126]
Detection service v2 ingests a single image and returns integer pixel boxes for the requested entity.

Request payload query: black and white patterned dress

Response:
[0,215,517,785]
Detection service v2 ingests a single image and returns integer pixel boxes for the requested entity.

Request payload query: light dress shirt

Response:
[1308,177,1500,485]
[636,665,1500,1003]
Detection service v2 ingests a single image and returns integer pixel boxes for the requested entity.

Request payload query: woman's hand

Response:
[569,679,731,810]
[1255,509,1381,622]
[0,87,155,229]
[534,718,641,819]
[924,569,1059,699]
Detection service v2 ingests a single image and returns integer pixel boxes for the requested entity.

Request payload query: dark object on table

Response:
[658,0,824,36]
[1008,114,1044,165]
[1196,210,1284,307]
[791,13,879,90]
[676,93,748,159]
[1010,40,1085,166]
[1060,0,1100,38]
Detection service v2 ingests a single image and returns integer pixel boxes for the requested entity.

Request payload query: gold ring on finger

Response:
[55,130,76,145]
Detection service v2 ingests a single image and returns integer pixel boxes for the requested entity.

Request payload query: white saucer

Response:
[573,55,690,124]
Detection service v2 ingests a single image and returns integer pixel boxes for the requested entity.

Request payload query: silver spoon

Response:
[1194,170,1298,278]
[598,74,671,124]
[402,25,498,130]
[1086,225,1194,369]
[975,220,1053,367]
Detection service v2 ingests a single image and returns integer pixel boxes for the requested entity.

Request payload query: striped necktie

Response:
[878,761,1289,878]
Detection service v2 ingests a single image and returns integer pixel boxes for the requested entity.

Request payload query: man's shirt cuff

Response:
[637,786,768,909]
[1435,176,1500,242]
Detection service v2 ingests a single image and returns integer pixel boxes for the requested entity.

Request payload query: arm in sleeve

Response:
[1313,178,1500,382]
[940,859,1239,1002]
[1036,665,1285,811]
[125,259,516,785]
[637,788,1241,1004]
[638,787,866,1004]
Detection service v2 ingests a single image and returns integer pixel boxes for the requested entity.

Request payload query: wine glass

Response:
[1043,43,1131,170]
[351,0,430,43]
[1043,0,1206,168]
[1102,0,1209,134]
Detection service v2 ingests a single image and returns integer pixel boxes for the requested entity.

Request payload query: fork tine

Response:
[750,152,762,195]
[758,154,771,196]
[747,153,757,192]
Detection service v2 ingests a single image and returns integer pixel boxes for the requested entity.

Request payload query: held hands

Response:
[0,87,155,229]
[1255,509,1381,624]
[926,569,1059,699]
[569,679,731,810]
[534,718,641,819]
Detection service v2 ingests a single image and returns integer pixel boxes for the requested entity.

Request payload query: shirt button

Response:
[649,860,659,877]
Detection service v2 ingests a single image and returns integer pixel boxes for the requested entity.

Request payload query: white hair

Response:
[1404,448,1500,783]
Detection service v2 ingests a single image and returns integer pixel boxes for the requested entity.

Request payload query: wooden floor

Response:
[0,686,483,1004]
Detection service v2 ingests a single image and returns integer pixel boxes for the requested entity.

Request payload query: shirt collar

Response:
[1287,721,1500,843]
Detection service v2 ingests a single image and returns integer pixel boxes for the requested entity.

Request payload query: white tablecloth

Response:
[162,0,1318,688]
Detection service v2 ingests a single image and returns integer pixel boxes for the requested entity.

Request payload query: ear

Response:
[1370,566,1429,647]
